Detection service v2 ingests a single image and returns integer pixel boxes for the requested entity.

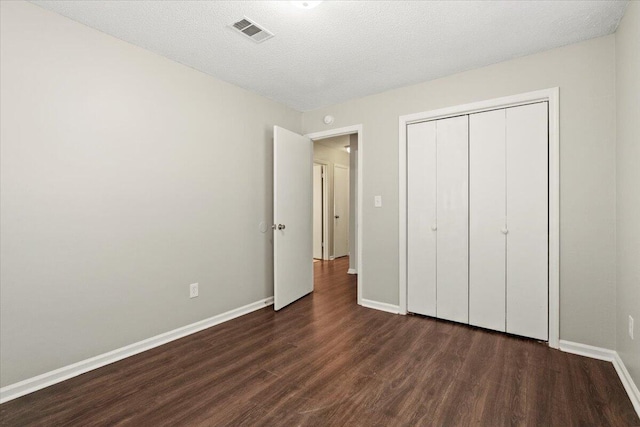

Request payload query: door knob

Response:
[335,215,340,219]
[501,227,509,235]
[431,224,437,231]
[278,224,286,230]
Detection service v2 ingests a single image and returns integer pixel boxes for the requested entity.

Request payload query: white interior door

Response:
[469,109,507,332]
[313,164,323,259]
[435,116,469,323]
[274,126,313,311]
[407,121,437,317]
[506,103,548,340]
[333,164,349,258]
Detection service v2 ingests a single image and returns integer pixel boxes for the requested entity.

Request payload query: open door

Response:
[273,126,313,311]
[333,164,349,258]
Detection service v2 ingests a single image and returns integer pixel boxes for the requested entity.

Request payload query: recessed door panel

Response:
[436,116,469,323]
[506,103,548,340]
[469,109,507,332]
[407,121,437,317]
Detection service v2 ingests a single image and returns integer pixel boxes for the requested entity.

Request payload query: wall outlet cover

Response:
[190,283,199,299]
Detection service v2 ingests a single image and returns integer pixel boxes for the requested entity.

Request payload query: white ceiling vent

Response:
[230,17,274,43]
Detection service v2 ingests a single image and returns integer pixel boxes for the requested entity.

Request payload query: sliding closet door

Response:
[469,110,507,332]
[436,116,469,323]
[407,121,437,316]
[506,103,548,340]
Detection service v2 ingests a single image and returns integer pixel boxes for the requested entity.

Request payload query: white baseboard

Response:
[361,298,400,315]
[559,340,639,418]
[613,352,640,417]
[0,296,274,404]
[559,340,616,361]
[347,268,357,275]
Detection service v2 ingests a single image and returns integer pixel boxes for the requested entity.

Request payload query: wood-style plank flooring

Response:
[1,257,639,426]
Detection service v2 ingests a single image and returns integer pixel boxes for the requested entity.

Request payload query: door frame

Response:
[313,161,330,260]
[398,88,560,349]
[306,125,363,306]
[332,163,350,259]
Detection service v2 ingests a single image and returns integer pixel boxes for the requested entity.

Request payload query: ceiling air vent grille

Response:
[230,17,274,43]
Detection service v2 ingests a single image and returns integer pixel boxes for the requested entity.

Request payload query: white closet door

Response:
[407,121,437,316]
[436,116,469,323]
[469,110,507,332]
[506,103,548,340]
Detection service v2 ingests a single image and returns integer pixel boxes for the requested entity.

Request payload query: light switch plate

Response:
[374,195,382,208]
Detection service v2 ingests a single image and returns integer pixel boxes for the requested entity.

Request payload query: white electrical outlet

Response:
[629,315,634,340]
[190,283,199,299]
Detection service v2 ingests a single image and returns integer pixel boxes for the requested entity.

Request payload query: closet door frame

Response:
[398,88,560,349]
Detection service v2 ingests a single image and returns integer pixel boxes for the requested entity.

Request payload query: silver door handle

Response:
[278,224,286,230]
[501,227,509,235]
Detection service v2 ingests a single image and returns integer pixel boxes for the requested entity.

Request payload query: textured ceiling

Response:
[31,1,628,111]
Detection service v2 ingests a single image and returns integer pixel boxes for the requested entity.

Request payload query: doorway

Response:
[306,125,362,304]
[311,135,353,264]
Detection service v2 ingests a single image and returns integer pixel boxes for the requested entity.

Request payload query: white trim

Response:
[361,299,401,314]
[347,268,357,275]
[306,124,363,306]
[313,160,330,260]
[398,88,560,349]
[547,88,560,349]
[0,297,274,404]
[559,339,616,361]
[559,340,640,418]
[400,88,558,125]
[613,353,640,417]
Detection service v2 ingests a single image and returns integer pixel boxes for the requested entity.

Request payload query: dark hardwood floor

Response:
[1,256,638,426]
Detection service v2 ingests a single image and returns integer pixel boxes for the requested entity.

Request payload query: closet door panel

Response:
[436,116,469,323]
[469,110,507,332]
[407,121,437,316]
[506,102,548,340]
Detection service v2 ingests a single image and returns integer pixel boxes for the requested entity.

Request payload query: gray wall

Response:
[615,1,640,388]
[303,35,618,349]
[0,1,301,386]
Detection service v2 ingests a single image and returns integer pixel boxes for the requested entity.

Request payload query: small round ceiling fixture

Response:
[291,1,323,10]
[323,115,334,125]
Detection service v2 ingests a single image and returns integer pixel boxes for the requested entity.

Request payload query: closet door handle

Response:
[501,227,509,235]
[431,224,438,231]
